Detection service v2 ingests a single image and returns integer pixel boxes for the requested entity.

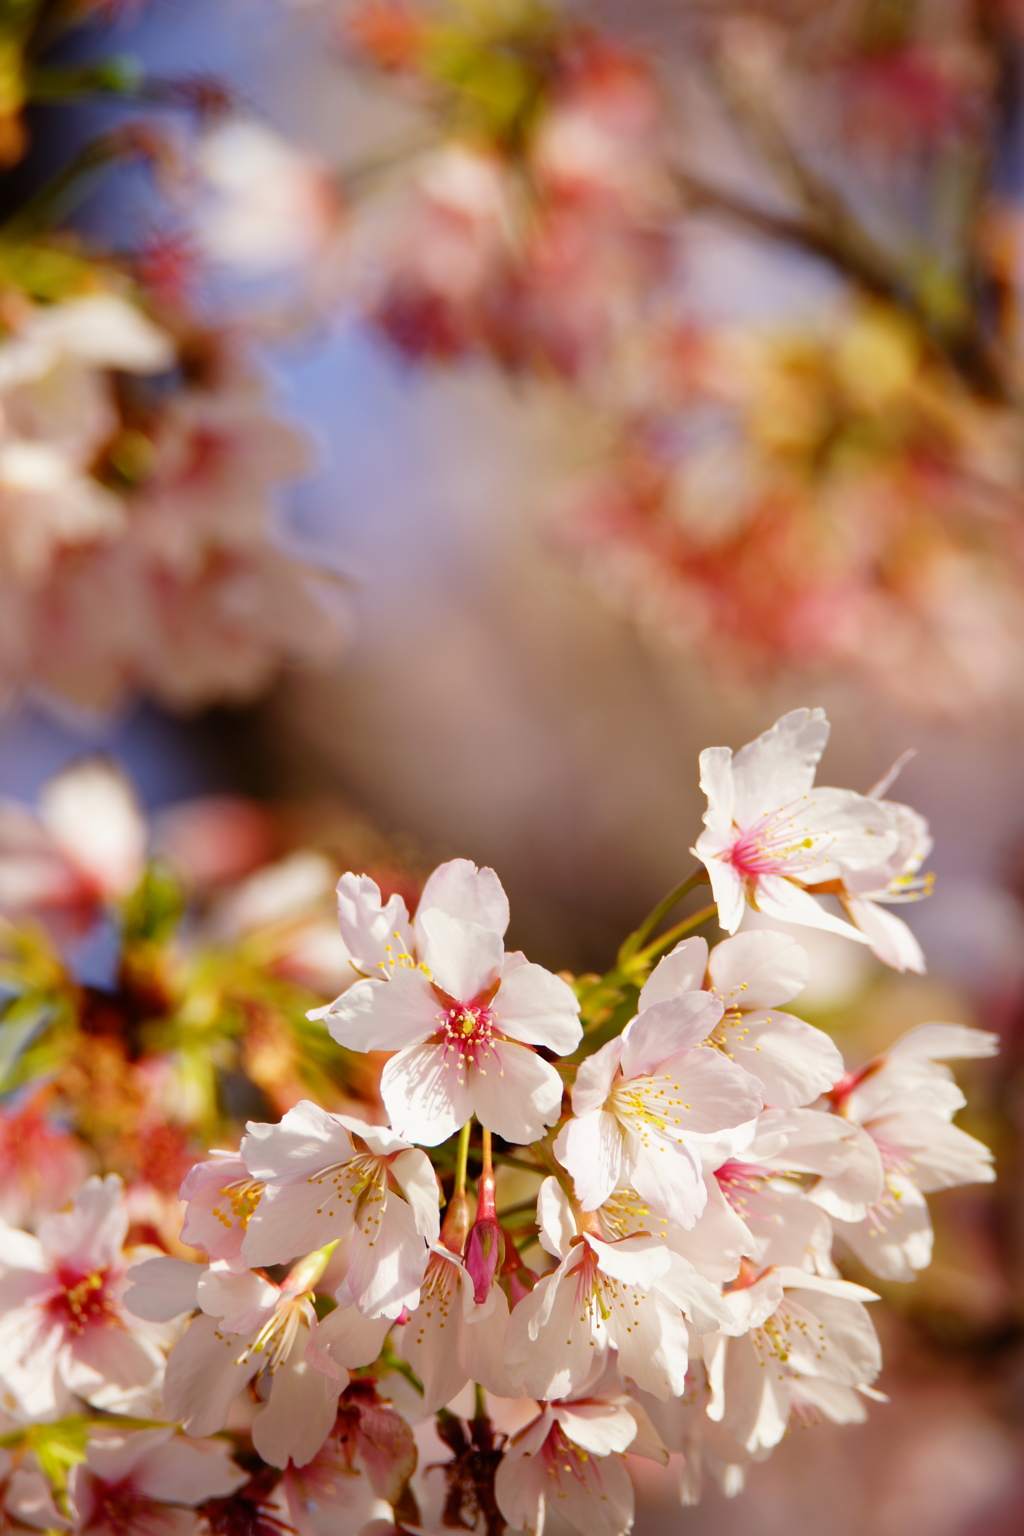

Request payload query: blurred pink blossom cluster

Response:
[184,0,1024,718]
[0,0,346,715]
[0,299,343,711]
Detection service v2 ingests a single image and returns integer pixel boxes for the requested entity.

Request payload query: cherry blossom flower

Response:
[693,709,899,941]
[282,1378,415,1535]
[554,990,762,1227]
[0,295,173,582]
[238,1100,440,1318]
[0,1175,169,1420]
[591,1102,857,1290]
[0,760,146,930]
[66,1426,247,1536]
[317,863,580,1145]
[505,1178,726,1402]
[701,1265,882,1454]
[835,760,934,973]
[814,1024,997,1280]
[633,1363,752,1506]
[494,1362,668,1536]
[401,1242,515,1413]
[0,1447,68,1531]
[177,1153,264,1262]
[636,930,844,1108]
[127,1248,344,1468]
[0,1095,91,1228]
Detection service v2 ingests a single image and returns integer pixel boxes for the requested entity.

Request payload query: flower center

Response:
[608,1072,692,1142]
[45,1268,121,1337]
[435,999,502,1083]
[231,1293,312,1374]
[211,1176,265,1234]
[88,1480,167,1536]
[408,1252,459,1348]
[716,1160,768,1213]
[752,1298,827,1371]
[541,1423,593,1487]
[726,807,822,880]
[306,1152,387,1242]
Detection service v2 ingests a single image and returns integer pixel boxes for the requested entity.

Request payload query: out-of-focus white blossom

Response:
[197,120,341,276]
[0,1176,170,1420]
[66,1426,246,1536]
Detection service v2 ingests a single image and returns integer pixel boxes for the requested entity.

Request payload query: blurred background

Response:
[3,1,1024,1532]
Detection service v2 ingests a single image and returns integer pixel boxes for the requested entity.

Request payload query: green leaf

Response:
[120,859,184,947]
[0,997,54,1092]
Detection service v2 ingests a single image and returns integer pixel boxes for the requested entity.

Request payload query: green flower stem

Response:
[633,901,719,965]
[454,1119,472,1199]
[616,866,710,970]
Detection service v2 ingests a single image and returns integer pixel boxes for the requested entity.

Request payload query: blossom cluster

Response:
[181,0,1024,717]
[0,710,997,1534]
[0,1,345,713]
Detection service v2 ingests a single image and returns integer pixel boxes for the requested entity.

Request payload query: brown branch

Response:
[673,167,1011,402]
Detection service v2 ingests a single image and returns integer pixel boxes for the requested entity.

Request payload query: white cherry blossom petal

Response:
[335,873,412,975]
[885,1023,999,1063]
[700,854,745,935]
[388,1149,441,1245]
[128,1434,249,1504]
[307,1303,391,1376]
[620,993,723,1077]
[753,875,873,941]
[470,1039,565,1143]
[417,908,504,1001]
[162,1312,261,1436]
[638,938,708,1009]
[198,1263,278,1333]
[697,746,736,842]
[536,1175,577,1260]
[251,1329,341,1469]
[416,857,510,937]
[706,931,809,1009]
[555,1401,637,1457]
[380,1042,473,1147]
[345,1184,429,1319]
[38,1174,128,1272]
[833,1174,933,1281]
[123,1256,201,1322]
[323,968,438,1054]
[729,708,831,826]
[241,1099,356,1180]
[626,1132,706,1230]
[719,1009,844,1109]
[840,895,925,973]
[570,1038,623,1115]
[493,960,582,1053]
[554,1111,623,1214]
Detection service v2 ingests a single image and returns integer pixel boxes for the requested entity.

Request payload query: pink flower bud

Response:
[465,1215,505,1304]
